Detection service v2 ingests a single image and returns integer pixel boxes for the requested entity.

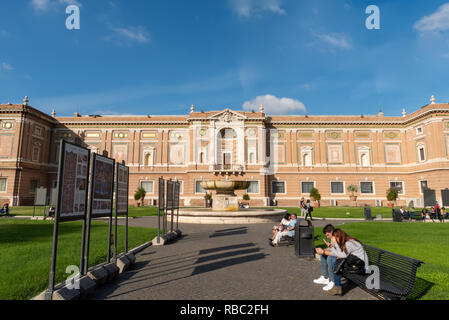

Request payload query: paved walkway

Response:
[90,218,375,300]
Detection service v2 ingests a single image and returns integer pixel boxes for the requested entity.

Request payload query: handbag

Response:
[345,254,365,275]
[333,258,347,275]
[333,254,365,275]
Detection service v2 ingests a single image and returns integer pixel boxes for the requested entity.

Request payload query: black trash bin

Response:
[392,209,403,222]
[295,219,315,258]
[364,206,373,221]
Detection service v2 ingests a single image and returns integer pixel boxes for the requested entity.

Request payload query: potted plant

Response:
[386,188,399,208]
[134,189,143,207]
[242,194,250,206]
[310,188,321,208]
[134,188,146,207]
[347,184,359,202]
[205,193,212,208]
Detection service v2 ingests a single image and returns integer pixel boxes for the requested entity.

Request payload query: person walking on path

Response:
[304,199,314,221]
[300,197,306,219]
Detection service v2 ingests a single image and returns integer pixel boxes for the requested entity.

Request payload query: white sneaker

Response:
[313,276,330,285]
[323,281,335,291]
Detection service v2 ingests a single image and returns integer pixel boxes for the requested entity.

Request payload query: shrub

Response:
[386,188,399,202]
[134,188,146,202]
[347,184,359,195]
[243,194,250,201]
[310,188,321,201]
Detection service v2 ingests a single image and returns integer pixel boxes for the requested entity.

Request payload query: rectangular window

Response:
[390,182,404,194]
[420,181,428,194]
[0,178,6,192]
[360,182,374,194]
[140,181,154,194]
[272,181,285,194]
[331,182,344,194]
[419,147,426,162]
[301,182,315,194]
[247,181,260,194]
[29,180,38,193]
[195,181,206,194]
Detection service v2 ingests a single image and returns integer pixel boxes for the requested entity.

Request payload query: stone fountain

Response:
[200,180,250,211]
[169,179,287,224]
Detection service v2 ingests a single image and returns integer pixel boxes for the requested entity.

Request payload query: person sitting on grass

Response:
[313,224,337,292]
[271,213,291,241]
[315,229,369,296]
[270,214,297,247]
[0,203,9,215]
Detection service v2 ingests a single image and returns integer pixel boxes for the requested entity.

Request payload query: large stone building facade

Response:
[1,97,449,207]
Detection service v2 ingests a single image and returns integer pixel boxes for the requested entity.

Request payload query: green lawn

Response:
[5,206,160,218]
[283,206,419,219]
[0,219,157,300]
[314,222,449,300]
[7,205,419,220]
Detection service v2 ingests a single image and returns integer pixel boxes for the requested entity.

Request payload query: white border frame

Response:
[330,181,346,195]
[140,180,155,195]
[389,181,405,195]
[247,180,260,195]
[272,180,287,195]
[360,181,375,195]
[301,181,316,195]
[0,178,7,193]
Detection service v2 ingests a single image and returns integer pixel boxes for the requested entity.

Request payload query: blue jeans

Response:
[320,255,337,283]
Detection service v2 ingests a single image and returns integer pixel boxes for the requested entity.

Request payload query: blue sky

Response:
[0,0,449,116]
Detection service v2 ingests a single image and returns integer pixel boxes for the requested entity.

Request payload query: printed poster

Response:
[116,164,129,215]
[91,155,115,217]
[59,142,90,219]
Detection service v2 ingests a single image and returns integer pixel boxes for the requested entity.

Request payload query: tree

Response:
[243,194,250,201]
[310,188,321,201]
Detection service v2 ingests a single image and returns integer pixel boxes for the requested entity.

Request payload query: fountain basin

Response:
[170,208,288,225]
[200,180,251,211]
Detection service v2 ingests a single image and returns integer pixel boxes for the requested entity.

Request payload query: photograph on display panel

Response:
[116,164,129,215]
[91,155,115,217]
[59,142,90,220]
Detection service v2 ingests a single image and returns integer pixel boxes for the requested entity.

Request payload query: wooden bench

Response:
[342,245,424,300]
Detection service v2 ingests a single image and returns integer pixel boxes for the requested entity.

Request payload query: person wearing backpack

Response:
[305,199,314,221]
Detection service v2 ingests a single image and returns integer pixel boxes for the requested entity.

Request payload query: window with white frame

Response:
[331,182,344,194]
[417,144,426,162]
[195,181,206,194]
[416,127,423,135]
[140,181,154,194]
[272,181,286,194]
[247,181,260,194]
[360,182,374,194]
[420,180,428,194]
[0,178,6,192]
[301,182,315,194]
[390,182,404,195]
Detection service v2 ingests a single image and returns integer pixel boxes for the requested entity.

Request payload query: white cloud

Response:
[242,95,307,115]
[230,0,286,18]
[1,62,13,71]
[414,3,449,33]
[31,0,82,12]
[312,32,353,50]
[104,26,150,45]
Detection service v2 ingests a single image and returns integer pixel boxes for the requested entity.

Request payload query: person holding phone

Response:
[313,224,336,292]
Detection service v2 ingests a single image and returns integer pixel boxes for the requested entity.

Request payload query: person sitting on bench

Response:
[48,206,56,217]
[0,204,9,215]
[313,224,337,292]
[271,213,291,241]
[315,229,369,296]
[270,214,297,247]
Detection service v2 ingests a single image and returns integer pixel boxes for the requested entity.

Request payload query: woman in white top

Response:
[271,213,291,241]
[316,228,368,296]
